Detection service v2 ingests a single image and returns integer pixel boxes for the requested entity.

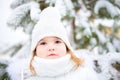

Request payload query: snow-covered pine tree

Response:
[57,0,120,54]
[6,0,120,58]
[6,0,42,58]
[5,0,120,80]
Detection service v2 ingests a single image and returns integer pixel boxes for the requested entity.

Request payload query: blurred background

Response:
[0,0,120,80]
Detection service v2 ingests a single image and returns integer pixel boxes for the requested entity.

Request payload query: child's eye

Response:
[39,42,47,45]
[55,40,61,44]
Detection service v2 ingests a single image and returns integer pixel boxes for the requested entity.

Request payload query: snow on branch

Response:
[94,0,120,18]
[10,0,42,9]
[7,1,41,34]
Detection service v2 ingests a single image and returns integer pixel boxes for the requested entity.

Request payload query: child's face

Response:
[35,36,67,59]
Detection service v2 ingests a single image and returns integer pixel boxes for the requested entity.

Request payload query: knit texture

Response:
[31,7,73,53]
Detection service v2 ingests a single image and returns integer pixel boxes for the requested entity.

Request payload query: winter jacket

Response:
[22,54,98,80]
[6,50,99,80]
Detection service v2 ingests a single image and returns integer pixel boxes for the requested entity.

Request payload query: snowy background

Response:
[0,0,120,80]
[0,0,29,58]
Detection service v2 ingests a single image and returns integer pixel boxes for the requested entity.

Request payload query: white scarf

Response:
[32,54,75,77]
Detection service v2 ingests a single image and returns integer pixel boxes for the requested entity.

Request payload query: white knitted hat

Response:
[31,7,73,53]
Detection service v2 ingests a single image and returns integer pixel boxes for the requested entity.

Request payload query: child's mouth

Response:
[48,54,57,56]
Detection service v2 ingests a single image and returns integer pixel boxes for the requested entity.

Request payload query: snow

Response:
[115,0,120,8]
[0,0,120,80]
[112,38,120,52]
[55,0,67,16]
[95,52,120,80]
[0,0,29,54]
[94,0,120,18]
[75,9,91,28]
[7,3,30,28]
[30,1,41,22]
[94,19,114,28]
[94,30,107,44]
[90,38,97,47]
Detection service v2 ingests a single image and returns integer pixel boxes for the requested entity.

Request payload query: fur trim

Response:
[6,58,29,80]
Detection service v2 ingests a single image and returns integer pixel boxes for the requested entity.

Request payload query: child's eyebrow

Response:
[39,39,46,42]
[55,37,62,40]
[56,39,64,43]
[55,38,62,41]
[39,37,63,42]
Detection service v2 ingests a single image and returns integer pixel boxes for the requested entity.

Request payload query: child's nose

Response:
[48,44,55,51]
[48,48,54,51]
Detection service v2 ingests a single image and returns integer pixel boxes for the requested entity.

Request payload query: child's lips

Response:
[48,53,58,56]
